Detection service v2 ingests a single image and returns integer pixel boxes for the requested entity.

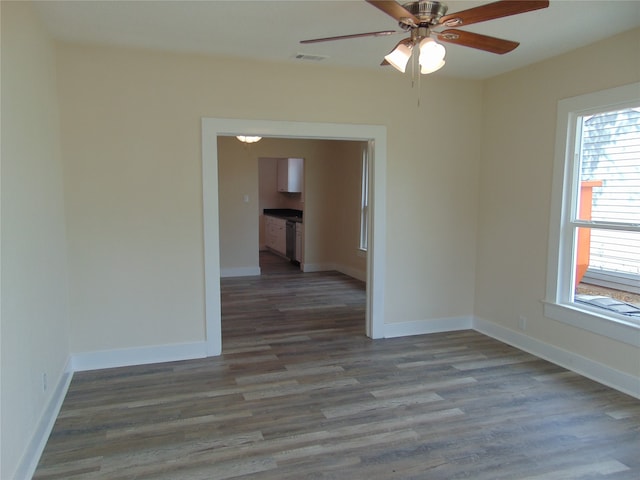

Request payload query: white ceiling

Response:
[34,0,640,79]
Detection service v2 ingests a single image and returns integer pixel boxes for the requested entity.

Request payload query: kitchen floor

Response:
[260,250,300,275]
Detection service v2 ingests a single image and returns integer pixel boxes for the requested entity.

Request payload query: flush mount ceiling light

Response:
[236,136,262,144]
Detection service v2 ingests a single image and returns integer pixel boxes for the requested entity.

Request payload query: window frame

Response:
[545,82,640,347]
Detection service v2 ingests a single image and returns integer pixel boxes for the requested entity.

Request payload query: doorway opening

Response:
[202,118,387,355]
[258,155,304,273]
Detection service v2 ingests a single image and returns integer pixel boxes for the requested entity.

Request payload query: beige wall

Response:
[216,136,261,272]
[1,2,71,478]
[324,140,368,278]
[477,27,640,376]
[57,47,208,352]
[55,41,481,352]
[218,137,366,277]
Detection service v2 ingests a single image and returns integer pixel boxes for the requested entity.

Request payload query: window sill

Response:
[542,300,640,347]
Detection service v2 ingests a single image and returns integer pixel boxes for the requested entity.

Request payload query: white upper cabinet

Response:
[277,158,304,193]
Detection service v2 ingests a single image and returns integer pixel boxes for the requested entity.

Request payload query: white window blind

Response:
[578,108,640,278]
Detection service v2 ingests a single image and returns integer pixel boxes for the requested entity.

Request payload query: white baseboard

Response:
[14,357,73,480]
[71,341,208,372]
[381,315,639,399]
[336,265,367,282]
[384,316,473,338]
[302,262,366,282]
[301,262,336,273]
[16,342,207,478]
[220,266,261,278]
[18,317,638,480]
[474,316,640,399]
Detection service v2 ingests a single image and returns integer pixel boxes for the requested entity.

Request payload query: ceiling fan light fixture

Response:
[420,58,445,74]
[301,0,550,76]
[236,135,262,144]
[384,42,413,73]
[418,37,446,74]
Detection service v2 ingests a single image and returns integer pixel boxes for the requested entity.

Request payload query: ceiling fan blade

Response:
[366,0,420,27]
[436,29,519,54]
[439,0,549,27]
[300,30,398,44]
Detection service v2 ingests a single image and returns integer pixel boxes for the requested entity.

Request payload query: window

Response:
[546,82,640,344]
[359,147,369,251]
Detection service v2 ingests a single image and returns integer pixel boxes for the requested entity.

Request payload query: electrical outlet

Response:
[518,316,527,331]
[42,373,48,392]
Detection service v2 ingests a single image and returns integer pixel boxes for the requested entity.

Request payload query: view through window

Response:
[572,107,640,320]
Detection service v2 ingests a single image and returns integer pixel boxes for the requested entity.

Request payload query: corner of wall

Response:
[12,359,74,480]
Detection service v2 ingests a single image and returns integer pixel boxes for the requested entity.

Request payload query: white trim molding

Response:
[202,118,388,353]
[543,301,640,347]
[14,359,74,480]
[301,262,366,283]
[384,316,473,339]
[474,316,640,399]
[337,265,367,283]
[300,262,337,273]
[20,317,639,480]
[220,266,261,278]
[71,341,208,372]
[546,82,640,343]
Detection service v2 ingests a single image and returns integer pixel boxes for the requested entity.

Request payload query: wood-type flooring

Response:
[34,253,640,479]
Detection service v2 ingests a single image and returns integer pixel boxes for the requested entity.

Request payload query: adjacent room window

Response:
[359,148,369,251]
[546,82,640,341]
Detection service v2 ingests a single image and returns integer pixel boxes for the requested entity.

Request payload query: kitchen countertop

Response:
[264,208,303,223]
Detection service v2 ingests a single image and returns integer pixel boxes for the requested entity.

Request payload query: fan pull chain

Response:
[408,54,422,108]
[417,57,421,108]
[411,52,416,89]
[414,53,421,108]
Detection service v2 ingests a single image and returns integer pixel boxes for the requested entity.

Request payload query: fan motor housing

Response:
[401,1,448,27]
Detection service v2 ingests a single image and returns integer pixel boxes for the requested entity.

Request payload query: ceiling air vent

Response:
[294,53,329,62]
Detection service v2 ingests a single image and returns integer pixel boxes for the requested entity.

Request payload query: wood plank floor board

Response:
[34,253,640,479]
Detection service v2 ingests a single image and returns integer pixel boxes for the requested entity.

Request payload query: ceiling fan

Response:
[301,0,550,74]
